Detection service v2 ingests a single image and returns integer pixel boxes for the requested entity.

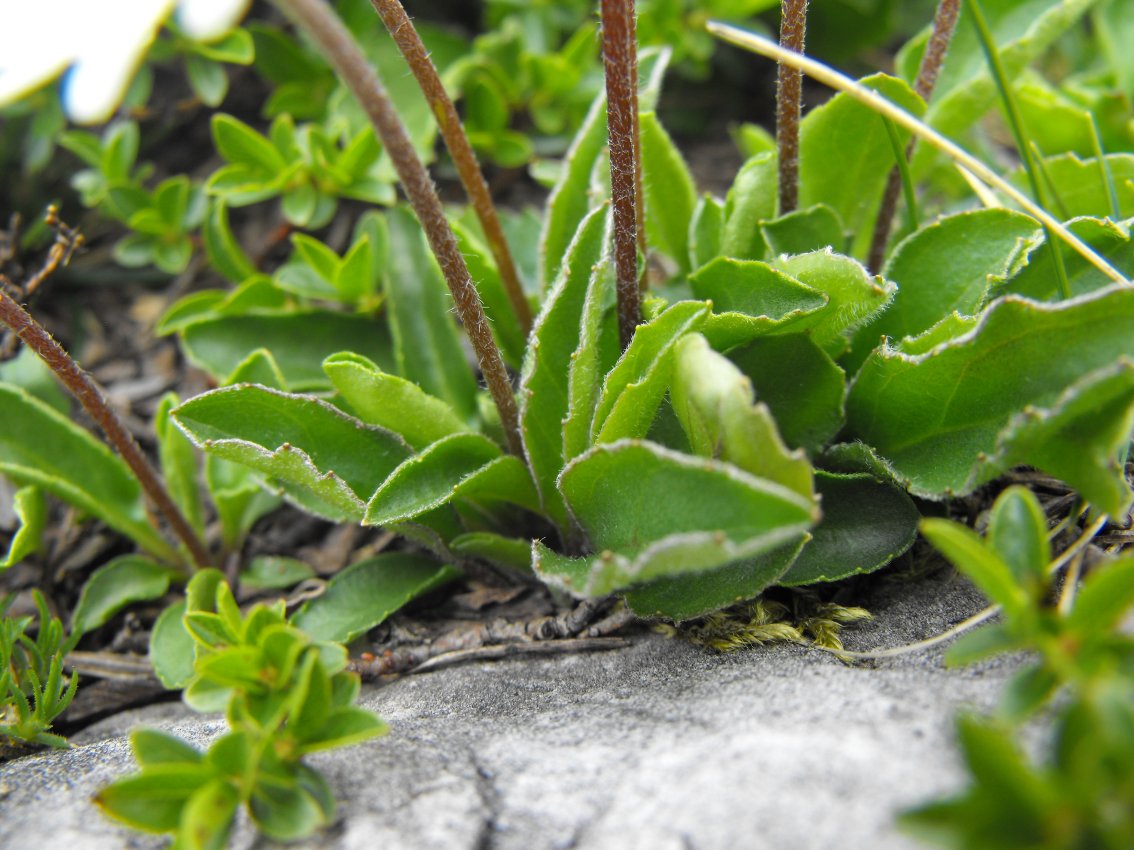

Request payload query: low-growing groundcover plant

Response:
[2,0,1134,846]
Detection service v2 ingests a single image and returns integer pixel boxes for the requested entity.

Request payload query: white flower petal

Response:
[176,0,252,41]
[60,0,174,124]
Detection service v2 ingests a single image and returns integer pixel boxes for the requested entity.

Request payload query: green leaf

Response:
[290,553,460,643]
[721,152,776,260]
[202,201,257,283]
[670,333,813,498]
[624,539,807,622]
[451,532,534,573]
[640,111,697,269]
[777,472,919,586]
[249,781,328,841]
[180,312,395,392]
[211,113,284,173]
[384,206,478,422]
[520,206,609,528]
[688,193,725,271]
[364,433,503,526]
[986,486,1051,587]
[0,384,173,560]
[323,352,470,450]
[156,393,204,537]
[94,764,216,833]
[177,779,239,850]
[240,556,315,590]
[173,385,411,522]
[846,286,1134,508]
[799,74,925,258]
[945,621,1022,667]
[1067,554,1134,635]
[551,440,817,591]
[71,556,176,636]
[1003,217,1134,302]
[201,453,280,551]
[0,344,69,414]
[906,0,1104,151]
[850,209,1042,368]
[298,705,387,753]
[760,204,846,257]
[131,729,204,767]
[2,486,46,569]
[728,334,847,453]
[1019,153,1134,220]
[592,301,710,444]
[150,600,194,689]
[451,220,526,369]
[772,250,895,357]
[562,243,618,463]
[335,234,376,303]
[690,257,828,350]
[920,518,1029,617]
[540,48,670,286]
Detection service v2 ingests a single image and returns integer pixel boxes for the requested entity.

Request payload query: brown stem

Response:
[273,0,524,457]
[602,0,642,349]
[776,0,809,215]
[628,6,646,264]
[0,291,211,571]
[867,0,961,271]
[370,0,533,337]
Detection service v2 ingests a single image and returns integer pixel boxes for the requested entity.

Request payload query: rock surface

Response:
[0,569,1017,850]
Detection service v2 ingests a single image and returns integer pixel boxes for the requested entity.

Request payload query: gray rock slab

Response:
[0,570,1016,850]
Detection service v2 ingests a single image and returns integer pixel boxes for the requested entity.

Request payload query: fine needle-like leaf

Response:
[271,0,524,457]
[706,21,1130,286]
[369,0,532,336]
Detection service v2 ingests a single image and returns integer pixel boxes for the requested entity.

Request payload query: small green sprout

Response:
[97,573,386,845]
[1,590,79,750]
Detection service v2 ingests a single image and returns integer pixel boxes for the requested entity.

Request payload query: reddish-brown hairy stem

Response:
[370,0,533,337]
[628,6,646,265]
[602,0,642,349]
[867,0,961,271]
[0,290,211,572]
[274,0,524,457]
[776,0,809,214]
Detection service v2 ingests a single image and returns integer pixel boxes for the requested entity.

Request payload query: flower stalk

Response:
[0,289,212,572]
[601,0,643,349]
[273,0,524,457]
[370,0,533,337]
[776,0,809,215]
[867,0,960,271]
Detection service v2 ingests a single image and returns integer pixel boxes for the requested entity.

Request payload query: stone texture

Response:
[0,569,1016,850]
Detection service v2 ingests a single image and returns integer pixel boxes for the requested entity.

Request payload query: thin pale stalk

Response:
[707,22,1130,285]
[370,0,532,336]
[868,0,960,271]
[776,0,808,214]
[965,0,1071,299]
[0,291,210,572]
[1088,116,1121,220]
[602,0,642,349]
[273,0,523,457]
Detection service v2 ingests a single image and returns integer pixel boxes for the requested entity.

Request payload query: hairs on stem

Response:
[370,0,533,336]
[272,0,524,457]
[776,0,808,215]
[707,21,1129,286]
[602,0,642,349]
[868,0,960,271]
